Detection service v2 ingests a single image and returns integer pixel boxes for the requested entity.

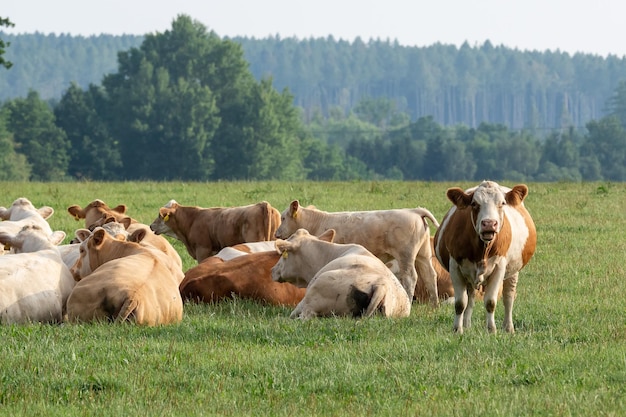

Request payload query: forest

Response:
[1,14,626,182]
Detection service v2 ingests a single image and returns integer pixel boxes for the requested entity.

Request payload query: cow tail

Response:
[363,285,387,318]
[416,207,440,229]
[116,298,139,323]
[261,201,278,241]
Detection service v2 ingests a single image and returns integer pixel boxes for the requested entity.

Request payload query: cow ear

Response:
[318,229,335,243]
[38,206,54,219]
[159,207,174,221]
[447,188,472,209]
[289,200,300,218]
[50,231,66,246]
[67,205,85,221]
[128,228,147,244]
[0,230,15,248]
[74,228,91,243]
[119,217,133,229]
[506,184,529,206]
[275,239,290,255]
[113,204,127,214]
[92,228,107,247]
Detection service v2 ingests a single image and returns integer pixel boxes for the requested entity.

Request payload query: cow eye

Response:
[471,201,479,209]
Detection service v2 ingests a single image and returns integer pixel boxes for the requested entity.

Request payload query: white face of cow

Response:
[271,229,311,287]
[274,201,300,239]
[470,183,507,243]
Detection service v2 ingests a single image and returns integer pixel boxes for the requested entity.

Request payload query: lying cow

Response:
[150,200,281,262]
[180,251,305,306]
[0,225,75,324]
[272,228,411,320]
[213,241,278,261]
[0,197,55,237]
[434,181,537,334]
[275,200,439,305]
[67,199,138,229]
[67,227,183,325]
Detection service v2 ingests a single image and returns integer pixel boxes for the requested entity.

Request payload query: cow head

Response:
[0,224,65,254]
[70,227,130,281]
[149,201,179,238]
[446,181,528,244]
[271,228,335,287]
[0,197,54,222]
[67,199,128,229]
[274,200,303,239]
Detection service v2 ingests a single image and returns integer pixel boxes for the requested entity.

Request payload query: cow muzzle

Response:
[479,219,498,242]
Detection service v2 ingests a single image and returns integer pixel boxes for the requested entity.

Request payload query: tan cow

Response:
[67,199,137,229]
[149,200,281,262]
[67,227,183,325]
[274,200,439,305]
[180,251,305,306]
[272,229,411,320]
[434,181,537,334]
[0,225,75,324]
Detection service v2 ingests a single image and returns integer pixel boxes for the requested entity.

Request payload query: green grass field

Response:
[0,181,624,416]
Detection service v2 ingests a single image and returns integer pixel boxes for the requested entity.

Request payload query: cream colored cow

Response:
[271,229,411,320]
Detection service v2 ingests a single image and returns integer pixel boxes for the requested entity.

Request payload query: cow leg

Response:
[415,241,439,307]
[289,300,306,319]
[463,284,476,329]
[502,273,518,333]
[483,278,502,334]
[451,265,468,333]
[397,262,418,301]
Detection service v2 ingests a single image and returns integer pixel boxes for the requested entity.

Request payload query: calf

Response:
[150,200,281,262]
[67,227,183,325]
[434,181,537,334]
[275,200,439,305]
[180,251,305,306]
[0,225,75,324]
[272,228,411,320]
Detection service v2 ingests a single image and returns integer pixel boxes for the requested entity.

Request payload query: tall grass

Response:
[0,181,624,416]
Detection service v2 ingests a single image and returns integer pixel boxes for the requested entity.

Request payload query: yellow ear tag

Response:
[163,214,170,222]
[74,215,80,221]
[281,251,288,259]
[293,212,298,219]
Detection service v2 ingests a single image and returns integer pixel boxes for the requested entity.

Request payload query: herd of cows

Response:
[0,180,537,333]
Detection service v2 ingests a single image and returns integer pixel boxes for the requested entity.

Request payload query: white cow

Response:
[271,228,411,320]
[274,200,440,305]
[0,225,75,324]
[0,197,55,238]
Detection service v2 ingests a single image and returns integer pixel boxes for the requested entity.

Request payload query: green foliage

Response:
[0,16,14,69]
[0,181,625,416]
[0,111,30,179]
[3,91,69,180]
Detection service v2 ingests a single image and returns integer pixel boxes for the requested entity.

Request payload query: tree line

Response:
[0,15,626,182]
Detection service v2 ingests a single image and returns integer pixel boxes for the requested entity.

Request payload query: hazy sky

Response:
[3,0,626,57]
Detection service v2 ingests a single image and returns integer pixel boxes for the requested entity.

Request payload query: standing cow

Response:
[433,181,537,334]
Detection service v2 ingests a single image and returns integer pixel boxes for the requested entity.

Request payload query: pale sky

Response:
[3,0,626,57]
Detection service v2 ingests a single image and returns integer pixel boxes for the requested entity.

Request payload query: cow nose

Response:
[481,219,497,231]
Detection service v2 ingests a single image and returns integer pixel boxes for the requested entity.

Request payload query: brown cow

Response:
[434,181,537,334]
[67,227,183,325]
[149,200,281,262]
[180,251,305,306]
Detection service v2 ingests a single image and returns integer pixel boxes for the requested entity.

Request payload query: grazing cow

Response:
[272,229,411,320]
[274,200,439,305]
[0,197,55,237]
[180,251,305,306]
[433,181,537,334]
[67,227,183,325]
[67,199,137,229]
[149,200,281,262]
[0,225,75,324]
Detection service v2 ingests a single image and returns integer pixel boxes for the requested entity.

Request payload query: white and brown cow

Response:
[150,200,281,262]
[272,228,411,320]
[274,201,439,305]
[433,181,537,334]
[67,227,183,325]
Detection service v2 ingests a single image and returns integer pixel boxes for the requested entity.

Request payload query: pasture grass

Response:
[0,180,625,416]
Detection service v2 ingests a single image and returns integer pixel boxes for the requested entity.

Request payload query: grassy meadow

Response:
[0,180,624,416]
